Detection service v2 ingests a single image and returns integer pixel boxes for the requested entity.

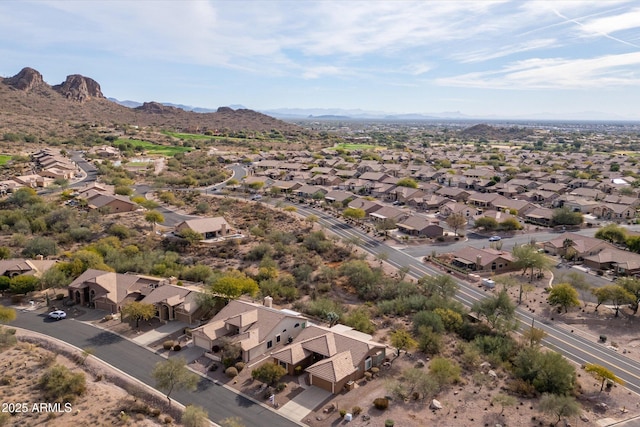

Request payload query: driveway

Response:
[279,386,332,421]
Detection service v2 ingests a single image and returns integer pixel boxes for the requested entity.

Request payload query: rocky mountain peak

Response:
[52,74,104,102]
[4,67,45,91]
[135,102,181,114]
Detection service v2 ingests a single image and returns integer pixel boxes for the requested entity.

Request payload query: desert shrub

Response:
[373,398,389,410]
[225,367,238,378]
[163,415,173,424]
[339,409,347,418]
[275,382,287,393]
[107,224,131,239]
[150,408,161,417]
[364,372,373,381]
[251,362,286,385]
[352,406,362,416]
[370,367,380,377]
[235,362,245,372]
[163,340,175,350]
[104,314,113,321]
[182,405,209,427]
[385,420,395,427]
[0,375,13,385]
[39,364,86,403]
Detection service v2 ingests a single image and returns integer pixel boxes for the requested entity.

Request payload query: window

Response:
[294,323,300,328]
[276,335,281,343]
[267,340,273,349]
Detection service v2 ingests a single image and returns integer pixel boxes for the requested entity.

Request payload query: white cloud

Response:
[438,52,640,89]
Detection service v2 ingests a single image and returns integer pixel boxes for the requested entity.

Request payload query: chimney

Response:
[264,296,273,308]
[169,276,178,285]
[35,254,44,260]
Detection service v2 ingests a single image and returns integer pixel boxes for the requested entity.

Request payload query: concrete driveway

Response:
[278,386,332,421]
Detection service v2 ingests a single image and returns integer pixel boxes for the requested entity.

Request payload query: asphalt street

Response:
[11,310,301,427]
[292,203,640,396]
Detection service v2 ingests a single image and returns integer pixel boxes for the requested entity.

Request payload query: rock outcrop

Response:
[4,67,45,91]
[53,74,104,101]
[135,102,181,114]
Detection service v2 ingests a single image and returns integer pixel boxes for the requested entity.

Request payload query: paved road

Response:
[11,310,301,427]
[291,204,640,396]
[69,157,640,397]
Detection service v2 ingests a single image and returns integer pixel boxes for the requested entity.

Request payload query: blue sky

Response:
[2,1,640,119]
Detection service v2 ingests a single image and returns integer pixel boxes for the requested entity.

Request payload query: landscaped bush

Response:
[225,367,238,378]
[235,362,245,372]
[275,382,286,393]
[103,314,113,321]
[352,406,362,416]
[385,419,394,427]
[339,409,347,418]
[162,340,175,350]
[373,398,389,410]
[172,344,181,351]
[208,363,219,372]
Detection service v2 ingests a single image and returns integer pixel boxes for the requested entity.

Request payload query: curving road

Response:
[11,310,301,427]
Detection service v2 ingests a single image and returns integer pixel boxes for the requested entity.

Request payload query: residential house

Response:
[191,299,308,363]
[524,207,555,226]
[68,269,144,313]
[435,187,470,202]
[271,324,386,394]
[592,203,636,221]
[396,216,443,238]
[583,248,640,276]
[86,194,138,213]
[406,194,449,211]
[450,247,515,273]
[324,190,355,205]
[542,232,614,259]
[347,198,383,215]
[369,206,409,223]
[175,217,232,239]
[439,202,475,219]
[0,258,57,278]
[139,281,205,324]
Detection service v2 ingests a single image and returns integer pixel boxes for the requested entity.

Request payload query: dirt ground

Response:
[1,330,180,427]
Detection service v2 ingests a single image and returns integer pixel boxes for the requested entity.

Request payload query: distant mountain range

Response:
[107,99,638,122]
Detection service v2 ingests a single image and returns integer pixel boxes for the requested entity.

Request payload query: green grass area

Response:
[161,131,214,141]
[0,155,12,166]
[329,143,382,151]
[114,139,192,156]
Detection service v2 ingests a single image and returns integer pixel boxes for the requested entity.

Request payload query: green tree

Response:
[22,237,57,258]
[512,244,550,282]
[39,364,86,403]
[152,357,198,402]
[429,357,461,389]
[551,207,583,226]
[179,229,204,245]
[538,393,581,426]
[592,285,634,317]
[0,307,16,323]
[474,216,498,231]
[595,223,627,244]
[472,289,516,332]
[418,274,458,300]
[445,213,467,236]
[396,178,418,188]
[547,283,580,313]
[121,301,156,329]
[585,363,624,392]
[390,327,417,357]
[144,210,164,232]
[617,277,640,314]
[343,307,375,334]
[210,270,259,299]
[251,362,286,385]
[492,393,516,415]
[182,405,209,427]
[513,347,576,395]
[9,275,39,294]
[499,217,522,231]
